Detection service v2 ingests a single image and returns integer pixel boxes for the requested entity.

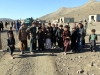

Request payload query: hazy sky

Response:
[0,0,98,19]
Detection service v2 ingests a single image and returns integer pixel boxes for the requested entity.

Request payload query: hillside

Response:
[40,1,100,22]
[0,18,13,22]
[40,7,78,20]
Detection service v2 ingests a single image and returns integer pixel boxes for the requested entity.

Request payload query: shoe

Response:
[93,50,96,52]
[70,50,73,53]
[63,52,67,55]
[21,51,24,54]
[30,52,34,54]
[11,56,13,59]
[54,47,56,49]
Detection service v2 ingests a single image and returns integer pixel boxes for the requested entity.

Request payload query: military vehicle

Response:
[24,17,34,27]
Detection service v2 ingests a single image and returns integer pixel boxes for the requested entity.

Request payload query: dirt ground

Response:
[0,24,100,75]
[0,28,62,75]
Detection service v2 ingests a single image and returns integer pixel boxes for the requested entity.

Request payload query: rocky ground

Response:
[0,24,100,75]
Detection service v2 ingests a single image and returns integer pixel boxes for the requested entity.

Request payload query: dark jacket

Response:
[42,27,46,32]
[71,30,78,41]
[45,30,51,39]
[55,28,63,42]
[37,31,44,44]
[0,22,3,28]
[56,28,63,38]
[52,27,57,38]
[26,26,36,39]
[76,28,85,41]
[7,37,15,48]
[49,26,53,33]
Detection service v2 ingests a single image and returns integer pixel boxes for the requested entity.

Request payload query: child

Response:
[45,27,52,49]
[77,23,85,52]
[63,25,70,55]
[7,33,15,59]
[18,24,30,54]
[52,24,57,49]
[7,27,14,51]
[71,27,78,53]
[55,25,63,50]
[26,22,37,54]
[37,27,44,51]
[89,29,98,52]
[7,26,14,38]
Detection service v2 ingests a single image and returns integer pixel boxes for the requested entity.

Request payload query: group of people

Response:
[0,21,21,32]
[0,19,97,59]
[2,20,98,59]
[0,21,4,31]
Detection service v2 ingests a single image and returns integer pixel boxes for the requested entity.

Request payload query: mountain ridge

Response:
[40,0,100,22]
[0,18,13,22]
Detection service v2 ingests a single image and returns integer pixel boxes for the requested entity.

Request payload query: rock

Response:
[66,73,69,75]
[93,54,96,56]
[91,62,94,66]
[58,58,60,60]
[61,69,63,72]
[84,72,89,75]
[63,64,66,67]
[77,69,84,74]
[78,56,81,58]
[79,61,81,63]
[67,67,70,69]
[84,56,88,59]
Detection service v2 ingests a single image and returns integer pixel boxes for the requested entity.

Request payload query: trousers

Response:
[45,38,51,49]
[30,38,36,52]
[20,40,27,51]
[9,47,14,55]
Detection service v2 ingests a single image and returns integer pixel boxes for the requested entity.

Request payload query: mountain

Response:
[40,0,100,22]
[0,18,13,22]
[40,7,78,20]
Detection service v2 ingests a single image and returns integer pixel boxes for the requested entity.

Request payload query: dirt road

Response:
[33,54,61,75]
[0,41,62,75]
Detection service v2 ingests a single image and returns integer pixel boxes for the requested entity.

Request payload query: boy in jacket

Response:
[18,23,30,54]
[45,27,52,49]
[71,27,78,53]
[7,33,15,59]
[55,25,63,50]
[76,23,85,52]
[37,27,45,51]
